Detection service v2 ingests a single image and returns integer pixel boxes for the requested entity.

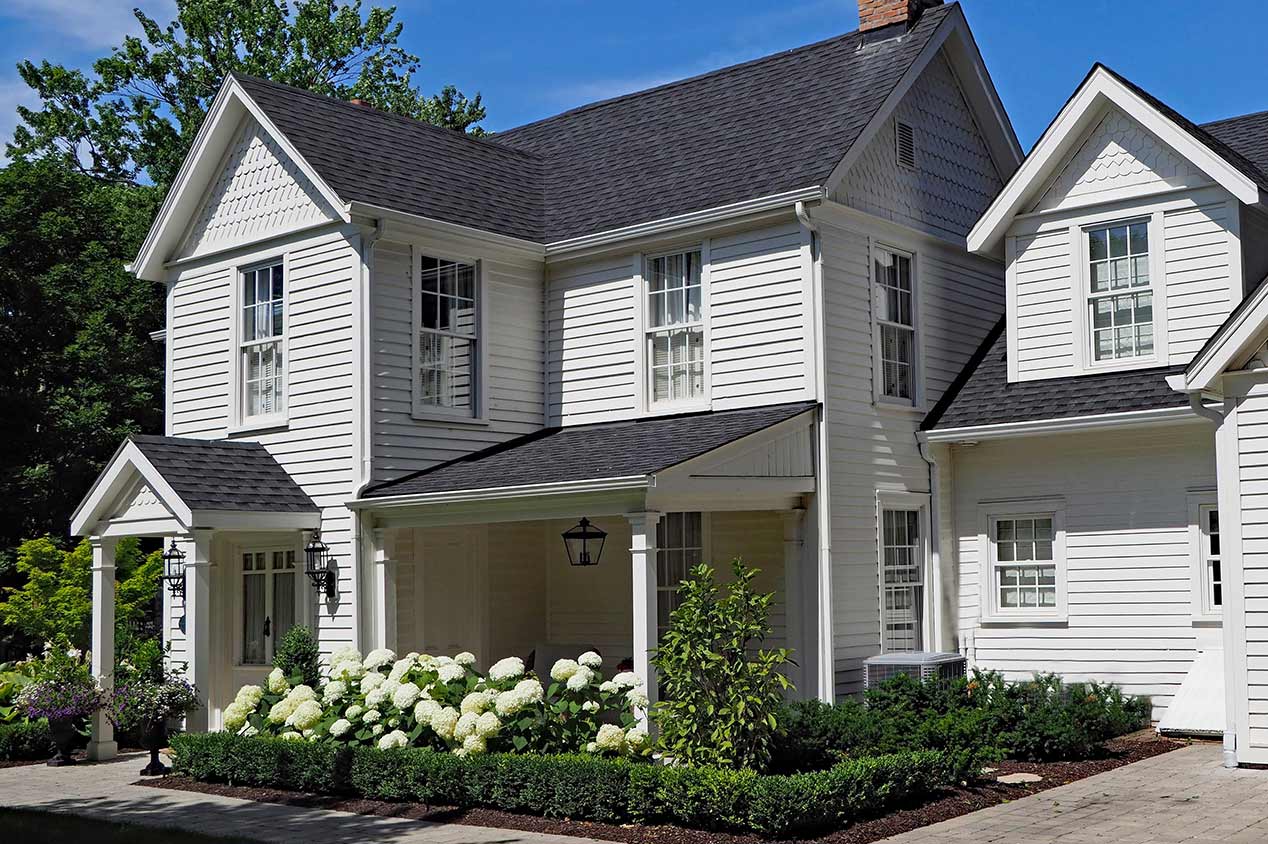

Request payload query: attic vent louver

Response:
[895,120,917,169]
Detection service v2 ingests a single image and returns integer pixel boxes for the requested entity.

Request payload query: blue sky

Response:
[0,0,1265,157]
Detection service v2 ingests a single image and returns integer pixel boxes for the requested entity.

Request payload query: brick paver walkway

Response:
[0,743,1265,843]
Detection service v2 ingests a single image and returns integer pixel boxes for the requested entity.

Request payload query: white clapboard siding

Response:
[836,51,1003,240]
[1012,228,1077,379]
[817,211,1004,697]
[1164,201,1232,360]
[178,116,333,260]
[709,511,788,651]
[368,239,544,482]
[952,424,1216,719]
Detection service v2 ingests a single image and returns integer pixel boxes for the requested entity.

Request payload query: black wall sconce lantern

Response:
[304,529,335,598]
[562,517,607,567]
[161,539,186,599]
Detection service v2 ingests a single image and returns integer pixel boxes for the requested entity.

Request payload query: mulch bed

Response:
[141,734,1188,844]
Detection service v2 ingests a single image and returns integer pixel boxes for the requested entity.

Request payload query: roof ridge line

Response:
[1202,107,1268,129]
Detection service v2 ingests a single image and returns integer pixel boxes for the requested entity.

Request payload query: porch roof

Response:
[361,401,818,500]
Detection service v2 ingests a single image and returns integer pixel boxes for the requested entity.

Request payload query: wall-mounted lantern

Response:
[561,517,607,567]
[304,529,335,598]
[161,539,186,599]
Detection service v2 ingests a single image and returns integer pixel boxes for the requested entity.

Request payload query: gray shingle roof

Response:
[921,322,1188,431]
[130,434,319,513]
[362,402,817,499]
[232,3,959,243]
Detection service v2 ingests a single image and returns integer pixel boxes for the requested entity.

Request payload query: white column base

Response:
[86,739,118,761]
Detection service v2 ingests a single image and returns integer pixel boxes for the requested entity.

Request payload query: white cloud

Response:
[1,0,175,50]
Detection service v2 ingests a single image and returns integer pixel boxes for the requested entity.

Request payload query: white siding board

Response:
[1164,201,1232,360]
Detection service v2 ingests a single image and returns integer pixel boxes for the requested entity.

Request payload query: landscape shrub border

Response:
[0,720,52,761]
[171,732,956,837]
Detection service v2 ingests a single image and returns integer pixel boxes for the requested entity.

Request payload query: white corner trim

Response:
[347,475,652,510]
[919,405,1199,442]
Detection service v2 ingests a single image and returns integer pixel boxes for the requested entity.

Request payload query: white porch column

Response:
[627,511,662,723]
[371,528,397,652]
[87,537,117,761]
[183,529,213,732]
[781,508,806,697]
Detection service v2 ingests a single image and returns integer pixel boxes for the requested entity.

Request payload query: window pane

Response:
[273,571,296,646]
[1129,222,1148,254]
[243,572,266,665]
[1089,228,1108,261]
[1109,225,1128,258]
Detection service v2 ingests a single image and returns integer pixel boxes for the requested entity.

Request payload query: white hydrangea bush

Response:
[222,647,648,758]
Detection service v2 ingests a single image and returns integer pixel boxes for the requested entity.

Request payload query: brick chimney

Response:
[349,98,370,107]
[858,0,943,32]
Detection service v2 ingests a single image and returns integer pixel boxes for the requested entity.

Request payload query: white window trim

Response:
[1187,491,1222,624]
[229,255,290,434]
[233,540,308,669]
[655,512,711,639]
[977,497,1068,624]
[870,240,925,412]
[409,247,489,424]
[876,491,932,653]
[639,243,711,415]
[1073,211,1169,373]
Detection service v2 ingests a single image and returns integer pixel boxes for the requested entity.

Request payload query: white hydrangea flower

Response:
[487,656,525,682]
[437,663,466,684]
[371,723,384,736]
[612,671,640,689]
[435,655,455,666]
[388,717,400,728]
[454,711,479,741]
[360,672,385,694]
[461,734,487,755]
[585,742,598,753]
[455,651,477,667]
[494,690,527,717]
[599,680,619,694]
[594,723,626,752]
[431,707,460,740]
[380,678,402,699]
[551,659,580,682]
[566,667,593,692]
[460,691,492,715]
[363,648,397,671]
[322,680,347,705]
[366,686,391,709]
[330,646,361,666]
[414,699,442,724]
[362,709,382,724]
[223,701,250,733]
[267,667,289,694]
[388,658,414,683]
[267,697,296,724]
[287,700,323,731]
[234,685,263,709]
[378,729,409,750]
[345,705,364,721]
[329,655,365,682]
[392,682,421,710]
[287,685,317,704]
[416,654,439,671]
[329,718,353,738]
[475,711,501,738]
[582,700,599,712]
[625,727,648,749]
[626,687,650,709]
[284,731,307,741]
[514,678,544,703]
[578,651,603,669]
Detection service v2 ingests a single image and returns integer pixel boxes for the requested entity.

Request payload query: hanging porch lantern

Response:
[304,529,335,598]
[161,539,186,599]
[562,517,607,567]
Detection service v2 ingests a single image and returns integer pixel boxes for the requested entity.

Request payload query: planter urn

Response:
[138,718,171,776]
[46,717,79,767]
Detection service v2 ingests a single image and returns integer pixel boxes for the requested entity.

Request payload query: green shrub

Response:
[652,560,793,771]
[273,626,322,688]
[986,672,1151,761]
[0,720,52,760]
[171,732,954,837]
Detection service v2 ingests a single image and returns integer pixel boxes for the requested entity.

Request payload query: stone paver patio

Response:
[0,742,1266,843]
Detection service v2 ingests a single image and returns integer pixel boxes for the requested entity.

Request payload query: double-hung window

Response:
[240,262,286,421]
[416,254,479,416]
[646,250,704,405]
[241,548,299,665]
[875,247,917,403]
[1088,221,1153,361]
[1200,505,1222,615]
[656,512,704,639]
[880,508,924,651]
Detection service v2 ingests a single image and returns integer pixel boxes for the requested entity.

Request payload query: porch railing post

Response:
[627,511,662,725]
[87,536,118,761]
[183,529,213,732]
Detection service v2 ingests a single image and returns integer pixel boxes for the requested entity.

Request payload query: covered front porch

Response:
[355,401,831,707]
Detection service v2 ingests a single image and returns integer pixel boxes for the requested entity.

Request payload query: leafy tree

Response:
[10,0,487,187]
[0,537,161,656]
[651,560,794,771]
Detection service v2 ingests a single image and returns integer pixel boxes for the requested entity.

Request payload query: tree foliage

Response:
[9,0,486,187]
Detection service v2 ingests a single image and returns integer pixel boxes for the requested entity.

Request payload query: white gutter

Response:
[919,405,1199,443]
[347,475,652,510]
[345,201,546,259]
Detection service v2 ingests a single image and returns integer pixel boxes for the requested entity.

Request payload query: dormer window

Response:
[1087,221,1152,361]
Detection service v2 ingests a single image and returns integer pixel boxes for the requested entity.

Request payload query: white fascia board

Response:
[131,76,348,282]
[918,405,1199,443]
[1185,279,1268,390]
[968,66,1262,258]
[347,475,652,510]
[824,7,1022,198]
[347,201,546,261]
[191,510,321,531]
[542,187,825,260]
[70,441,193,536]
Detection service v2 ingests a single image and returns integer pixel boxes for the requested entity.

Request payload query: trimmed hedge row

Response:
[172,732,955,837]
[0,720,52,761]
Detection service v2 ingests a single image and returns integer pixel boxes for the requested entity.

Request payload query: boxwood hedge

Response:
[0,720,52,761]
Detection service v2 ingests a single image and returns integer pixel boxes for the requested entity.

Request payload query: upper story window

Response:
[874,247,917,403]
[646,250,704,405]
[416,254,479,416]
[241,261,286,421]
[1088,221,1152,362]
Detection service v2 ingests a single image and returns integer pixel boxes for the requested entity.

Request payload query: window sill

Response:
[645,401,712,418]
[873,399,926,417]
[410,410,490,427]
[978,614,1068,627]
[1191,614,1222,627]
[228,417,289,437]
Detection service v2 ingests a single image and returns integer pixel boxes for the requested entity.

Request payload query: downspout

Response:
[796,200,836,702]
[351,218,385,653]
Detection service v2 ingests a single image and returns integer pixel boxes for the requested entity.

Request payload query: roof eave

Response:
[349,475,653,510]
[919,405,1198,443]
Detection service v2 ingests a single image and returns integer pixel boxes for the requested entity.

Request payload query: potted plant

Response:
[15,648,103,766]
[109,665,198,776]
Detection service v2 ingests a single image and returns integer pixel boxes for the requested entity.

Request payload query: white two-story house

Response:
[68,0,1024,759]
